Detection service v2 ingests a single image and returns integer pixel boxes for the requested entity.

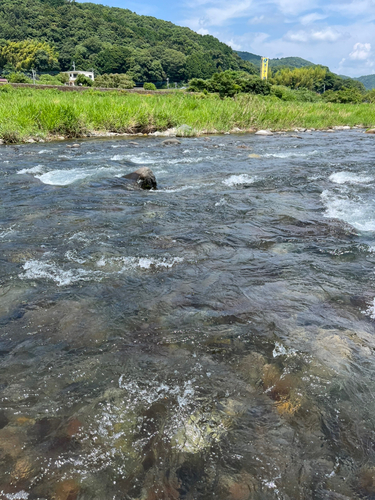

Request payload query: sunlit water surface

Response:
[1,131,375,499]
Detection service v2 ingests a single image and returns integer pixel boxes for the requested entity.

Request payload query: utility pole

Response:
[167,77,169,89]
[72,61,76,71]
[31,69,36,85]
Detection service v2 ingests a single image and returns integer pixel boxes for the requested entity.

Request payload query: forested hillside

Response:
[236,51,315,70]
[0,0,257,81]
[355,74,375,90]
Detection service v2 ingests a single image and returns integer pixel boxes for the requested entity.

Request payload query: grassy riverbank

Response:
[1,86,375,143]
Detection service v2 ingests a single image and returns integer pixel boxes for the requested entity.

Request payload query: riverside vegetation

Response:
[1,85,375,143]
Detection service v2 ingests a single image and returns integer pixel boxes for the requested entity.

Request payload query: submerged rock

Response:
[123,167,157,190]
[162,138,181,146]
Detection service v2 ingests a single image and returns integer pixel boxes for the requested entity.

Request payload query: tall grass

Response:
[0,87,375,142]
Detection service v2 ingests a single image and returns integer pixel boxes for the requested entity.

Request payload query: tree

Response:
[75,73,93,86]
[0,40,59,71]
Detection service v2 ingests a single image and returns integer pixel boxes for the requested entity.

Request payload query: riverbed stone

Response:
[365,128,375,134]
[11,457,34,482]
[14,299,108,348]
[255,130,273,136]
[162,138,181,145]
[54,479,80,500]
[123,167,157,190]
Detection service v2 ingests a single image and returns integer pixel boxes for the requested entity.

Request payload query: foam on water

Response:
[321,190,375,231]
[111,153,154,164]
[157,182,215,193]
[264,151,317,158]
[215,198,227,206]
[35,166,124,186]
[0,224,16,238]
[96,255,184,271]
[17,165,44,175]
[165,157,208,165]
[65,250,87,264]
[35,169,91,186]
[329,172,373,184]
[1,492,29,500]
[365,298,375,320]
[223,174,255,186]
[38,150,52,154]
[20,260,102,286]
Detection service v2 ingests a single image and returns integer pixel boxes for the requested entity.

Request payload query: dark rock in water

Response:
[0,411,8,430]
[162,138,181,146]
[123,167,157,190]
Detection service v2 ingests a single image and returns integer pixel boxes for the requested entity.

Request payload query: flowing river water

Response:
[1,131,375,499]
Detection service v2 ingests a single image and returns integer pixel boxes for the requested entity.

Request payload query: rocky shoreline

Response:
[1,124,374,146]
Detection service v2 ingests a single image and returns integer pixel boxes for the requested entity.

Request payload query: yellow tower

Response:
[260,57,269,80]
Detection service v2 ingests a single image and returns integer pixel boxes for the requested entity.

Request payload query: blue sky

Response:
[78,0,375,77]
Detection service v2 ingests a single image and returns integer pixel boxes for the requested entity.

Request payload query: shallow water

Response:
[1,131,375,499]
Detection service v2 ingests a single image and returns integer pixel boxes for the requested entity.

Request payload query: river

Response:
[1,130,375,499]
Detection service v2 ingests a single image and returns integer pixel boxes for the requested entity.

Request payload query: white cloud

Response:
[349,42,371,60]
[274,0,317,15]
[299,12,328,25]
[283,27,347,43]
[248,15,265,24]
[328,0,375,17]
[226,39,243,50]
[183,0,253,29]
[178,0,375,77]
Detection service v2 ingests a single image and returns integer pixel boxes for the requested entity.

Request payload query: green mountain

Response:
[355,74,375,90]
[0,0,257,81]
[236,51,316,70]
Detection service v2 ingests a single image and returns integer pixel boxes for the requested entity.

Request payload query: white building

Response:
[66,71,94,86]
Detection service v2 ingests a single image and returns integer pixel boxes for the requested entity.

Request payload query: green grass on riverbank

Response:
[1,87,375,143]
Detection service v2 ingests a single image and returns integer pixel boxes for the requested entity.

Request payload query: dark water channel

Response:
[1,131,375,499]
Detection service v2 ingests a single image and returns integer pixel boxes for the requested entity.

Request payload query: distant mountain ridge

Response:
[237,51,375,89]
[355,74,375,90]
[0,0,257,81]
[236,51,316,70]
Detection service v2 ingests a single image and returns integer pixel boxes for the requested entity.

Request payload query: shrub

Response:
[271,85,320,102]
[75,74,93,87]
[188,71,270,98]
[8,72,32,83]
[58,72,69,84]
[38,74,63,85]
[363,89,375,103]
[94,73,135,89]
[143,82,156,90]
[322,88,363,104]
